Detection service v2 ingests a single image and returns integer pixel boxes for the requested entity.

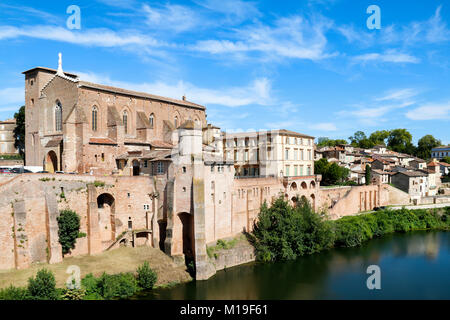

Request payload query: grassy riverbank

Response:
[249,197,450,262]
[0,246,191,298]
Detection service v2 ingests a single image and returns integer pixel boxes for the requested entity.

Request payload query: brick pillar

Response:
[152,196,159,248]
[87,184,102,255]
[45,193,63,264]
[193,154,215,280]
[13,200,30,269]
[164,179,176,255]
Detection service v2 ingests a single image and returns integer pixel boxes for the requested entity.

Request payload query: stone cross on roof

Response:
[57,52,63,75]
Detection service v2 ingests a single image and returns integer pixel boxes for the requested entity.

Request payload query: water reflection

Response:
[136,231,450,300]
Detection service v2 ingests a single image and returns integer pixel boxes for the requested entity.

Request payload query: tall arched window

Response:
[92,106,98,131]
[174,116,178,128]
[149,113,154,128]
[123,110,128,134]
[55,101,62,131]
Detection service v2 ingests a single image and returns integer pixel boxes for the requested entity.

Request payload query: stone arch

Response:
[300,195,308,205]
[149,113,155,129]
[290,182,298,191]
[178,212,194,258]
[45,150,58,173]
[301,181,308,190]
[310,194,316,211]
[310,181,316,189]
[291,196,298,207]
[97,193,116,241]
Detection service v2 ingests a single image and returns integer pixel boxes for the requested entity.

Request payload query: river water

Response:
[136,231,450,300]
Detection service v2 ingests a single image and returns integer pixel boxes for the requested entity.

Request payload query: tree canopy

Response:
[314,158,349,186]
[13,106,25,159]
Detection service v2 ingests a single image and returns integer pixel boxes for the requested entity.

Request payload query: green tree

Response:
[13,106,25,160]
[443,156,450,164]
[417,135,441,160]
[349,131,374,148]
[317,138,348,147]
[57,210,81,255]
[136,262,158,290]
[365,164,371,185]
[27,269,59,300]
[386,129,413,153]
[369,130,390,146]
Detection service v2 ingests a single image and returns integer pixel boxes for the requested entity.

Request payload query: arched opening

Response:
[178,212,194,258]
[290,182,297,191]
[310,181,316,189]
[45,151,58,173]
[55,101,62,132]
[92,106,98,131]
[301,182,308,189]
[123,110,128,134]
[291,196,298,207]
[97,193,116,241]
[174,116,178,128]
[158,220,167,251]
[310,194,316,211]
[132,160,140,176]
[149,113,154,128]
[300,195,308,206]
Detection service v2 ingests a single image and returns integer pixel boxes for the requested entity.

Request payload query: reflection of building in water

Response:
[405,233,440,260]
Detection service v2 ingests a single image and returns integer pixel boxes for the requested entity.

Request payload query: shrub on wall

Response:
[136,262,158,290]
[57,209,81,255]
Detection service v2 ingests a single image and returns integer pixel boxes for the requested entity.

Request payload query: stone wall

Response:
[0,173,154,271]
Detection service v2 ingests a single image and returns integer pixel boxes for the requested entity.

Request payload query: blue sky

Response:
[0,0,449,144]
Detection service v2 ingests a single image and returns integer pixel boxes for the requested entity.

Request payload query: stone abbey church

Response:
[0,56,404,280]
[24,56,206,175]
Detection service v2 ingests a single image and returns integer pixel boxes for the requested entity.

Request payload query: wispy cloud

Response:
[338,88,419,124]
[191,14,337,61]
[0,87,23,105]
[308,122,337,131]
[0,25,163,48]
[406,102,450,120]
[142,4,202,33]
[352,50,420,64]
[194,0,261,23]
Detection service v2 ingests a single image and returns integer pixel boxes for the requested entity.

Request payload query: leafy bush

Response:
[97,273,138,300]
[251,197,333,262]
[61,288,85,300]
[81,273,103,300]
[136,262,157,290]
[57,210,81,255]
[27,269,59,300]
[251,198,450,260]
[0,285,30,300]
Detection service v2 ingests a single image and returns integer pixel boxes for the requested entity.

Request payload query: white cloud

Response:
[142,4,201,33]
[353,50,420,64]
[192,14,336,61]
[0,25,162,48]
[0,87,24,105]
[195,0,261,23]
[406,102,450,120]
[308,122,337,131]
[76,71,272,108]
[376,88,419,102]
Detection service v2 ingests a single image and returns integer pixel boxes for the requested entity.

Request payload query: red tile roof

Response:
[89,137,117,145]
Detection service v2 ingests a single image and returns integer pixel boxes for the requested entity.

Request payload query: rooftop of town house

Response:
[221,129,314,139]
[439,162,450,167]
[427,161,439,167]
[395,170,428,177]
[372,169,390,175]
[432,146,450,151]
[0,118,16,124]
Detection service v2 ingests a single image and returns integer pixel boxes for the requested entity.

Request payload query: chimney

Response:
[182,95,186,101]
